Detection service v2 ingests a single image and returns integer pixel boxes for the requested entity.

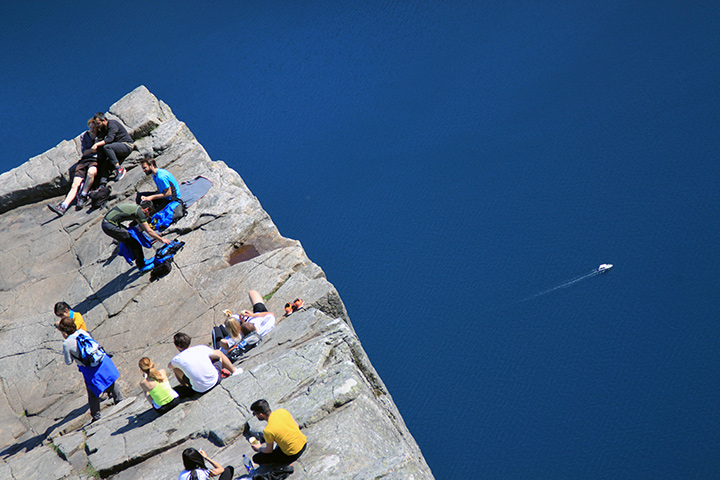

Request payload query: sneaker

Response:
[76,194,87,208]
[231,368,243,376]
[284,303,293,316]
[48,203,67,216]
[139,260,155,273]
[292,298,304,312]
[115,166,126,181]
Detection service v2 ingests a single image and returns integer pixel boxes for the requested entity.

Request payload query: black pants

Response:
[174,358,223,398]
[253,442,306,466]
[87,381,123,420]
[98,142,133,181]
[102,219,145,267]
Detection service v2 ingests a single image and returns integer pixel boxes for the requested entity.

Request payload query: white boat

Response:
[598,264,613,273]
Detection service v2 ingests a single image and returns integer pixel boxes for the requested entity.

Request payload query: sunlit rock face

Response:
[0,86,434,480]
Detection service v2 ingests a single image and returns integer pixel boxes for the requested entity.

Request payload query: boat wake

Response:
[521,269,601,302]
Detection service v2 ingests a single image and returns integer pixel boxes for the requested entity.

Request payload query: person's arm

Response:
[139,221,171,244]
[240,310,271,319]
[62,342,74,365]
[198,450,224,477]
[251,440,273,454]
[139,377,155,406]
[141,187,172,202]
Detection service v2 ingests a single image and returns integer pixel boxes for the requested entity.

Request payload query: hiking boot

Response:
[284,303,293,316]
[48,203,67,216]
[115,166,126,181]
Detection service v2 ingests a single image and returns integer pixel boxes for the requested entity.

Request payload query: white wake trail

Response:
[521,269,600,301]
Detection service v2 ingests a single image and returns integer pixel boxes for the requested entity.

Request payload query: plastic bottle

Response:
[242,454,253,473]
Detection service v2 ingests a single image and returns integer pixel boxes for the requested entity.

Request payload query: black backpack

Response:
[253,465,294,480]
[88,184,112,209]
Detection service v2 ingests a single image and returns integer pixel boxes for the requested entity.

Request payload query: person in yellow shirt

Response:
[54,301,88,332]
[250,399,307,466]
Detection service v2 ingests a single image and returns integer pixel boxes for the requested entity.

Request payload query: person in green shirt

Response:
[101,201,171,271]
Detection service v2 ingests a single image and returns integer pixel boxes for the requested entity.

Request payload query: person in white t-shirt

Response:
[236,289,276,337]
[169,332,240,398]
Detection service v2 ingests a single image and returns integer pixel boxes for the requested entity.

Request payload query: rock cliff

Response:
[0,86,434,479]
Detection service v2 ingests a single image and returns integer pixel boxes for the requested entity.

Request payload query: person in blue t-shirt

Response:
[138,157,185,222]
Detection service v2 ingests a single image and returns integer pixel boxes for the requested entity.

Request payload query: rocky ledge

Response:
[0,86,433,480]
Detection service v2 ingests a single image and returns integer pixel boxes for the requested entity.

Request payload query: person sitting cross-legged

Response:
[169,332,241,398]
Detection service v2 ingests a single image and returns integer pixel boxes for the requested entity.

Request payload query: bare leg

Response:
[248,290,263,306]
[216,350,237,374]
[81,166,97,196]
[62,177,84,206]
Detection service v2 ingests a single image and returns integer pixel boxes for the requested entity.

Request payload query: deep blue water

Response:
[2,1,720,478]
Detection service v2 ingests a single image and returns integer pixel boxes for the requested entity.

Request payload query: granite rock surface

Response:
[0,86,433,479]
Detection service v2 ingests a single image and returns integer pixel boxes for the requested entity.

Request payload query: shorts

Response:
[252,302,268,313]
[74,159,98,179]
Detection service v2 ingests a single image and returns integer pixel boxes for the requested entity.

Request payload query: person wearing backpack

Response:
[58,317,123,422]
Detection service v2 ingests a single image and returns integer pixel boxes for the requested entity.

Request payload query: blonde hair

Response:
[138,357,165,383]
[225,317,242,338]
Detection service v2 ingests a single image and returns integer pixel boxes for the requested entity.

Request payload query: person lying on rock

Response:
[138,357,180,414]
[179,447,234,480]
[48,118,100,216]
[58,317,123,423]
[93,112,133,183]
[54,301,87,332]
[169,332,241,398]
[234,290,277,338]
[250,399,307,466]
[101,201,171,272]
[137,156,185,224]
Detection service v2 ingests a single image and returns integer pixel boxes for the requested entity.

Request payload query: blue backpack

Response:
[76,333,106,367]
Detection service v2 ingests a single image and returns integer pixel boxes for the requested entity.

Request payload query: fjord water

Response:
[2,1,719,478]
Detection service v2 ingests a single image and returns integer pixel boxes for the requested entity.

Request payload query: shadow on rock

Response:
[111,408,158,436]
[0,404,88,459]
[74,267,144,314]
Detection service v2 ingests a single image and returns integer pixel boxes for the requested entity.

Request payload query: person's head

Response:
[57,317,77,337]
[138,357,164,382]
[174,332,191,351]
[87,118,98,135]
[240,322,256,336]
[181,448,206,471]
[140,157,157,176]
[93,112,107,126]
[225,317,242,338]
[54,301,71,318]
[140,200,155,217]
[250,399,272,421]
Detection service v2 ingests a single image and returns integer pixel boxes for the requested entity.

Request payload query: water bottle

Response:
[242,454,253,473]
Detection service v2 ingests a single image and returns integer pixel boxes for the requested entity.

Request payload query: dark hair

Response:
[54,301,71,317]
[93,112,106,121]
[174,332,191,350]
[181,448,206,472]
[250,399,271,416]
[140,156,157,167]
[240,322,256,336]
[58,317,77,335]
[140,200,155,215]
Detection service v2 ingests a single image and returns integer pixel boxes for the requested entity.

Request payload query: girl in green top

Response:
[138,357,180,414]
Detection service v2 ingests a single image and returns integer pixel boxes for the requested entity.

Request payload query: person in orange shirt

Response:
[54,301,88,332]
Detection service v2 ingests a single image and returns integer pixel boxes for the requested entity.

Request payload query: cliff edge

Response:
[0,86,434,480]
